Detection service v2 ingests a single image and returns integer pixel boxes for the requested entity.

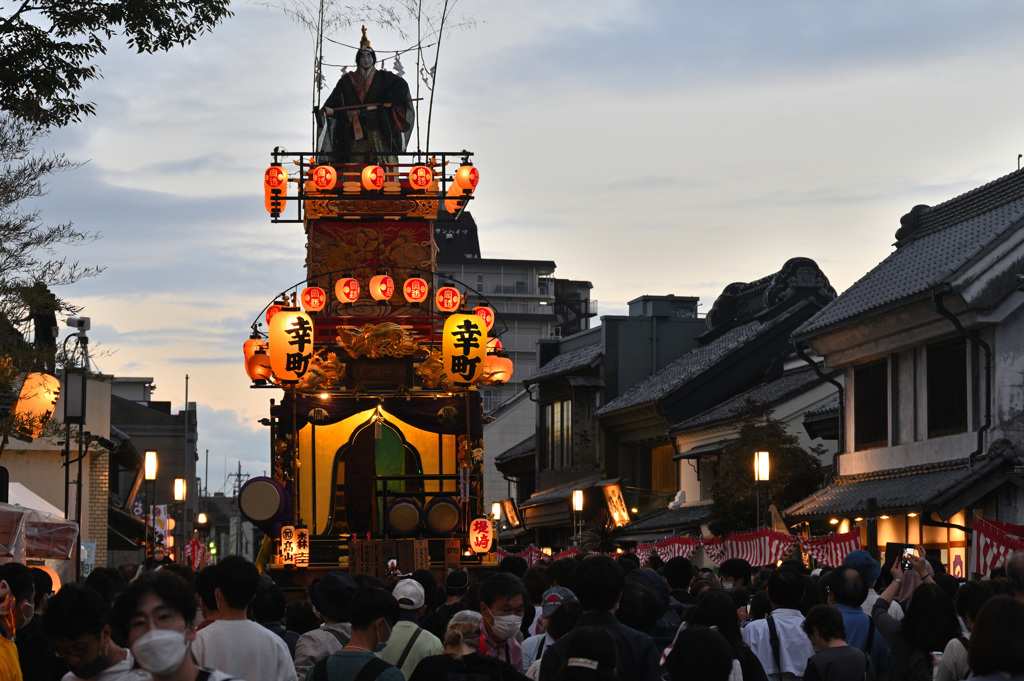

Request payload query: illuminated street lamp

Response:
[572,490,584,548]
[174,478,186,561]
[754,451,770,528]
[145,451,158,557]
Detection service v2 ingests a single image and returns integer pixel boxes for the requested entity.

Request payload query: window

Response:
[927,339,968,437]
[854,360,888,450]
[541,400,572,470]
[481,389,504,413]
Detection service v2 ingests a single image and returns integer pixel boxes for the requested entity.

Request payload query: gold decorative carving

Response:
[336,323,421,359]
[417,351,454,391]
[296,352,346,392]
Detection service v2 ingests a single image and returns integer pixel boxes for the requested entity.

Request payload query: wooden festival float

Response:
[237,38,511,582]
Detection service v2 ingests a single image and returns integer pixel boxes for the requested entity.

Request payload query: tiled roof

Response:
[524,344,602,385]
[785,450,1015,519]
[798,168,1024,338]
[519,475,604,508]
[596,303,812,418]
[804,393,840,418]
[494,434,535,463]
[615,503,713,536]
[671,365,836,432]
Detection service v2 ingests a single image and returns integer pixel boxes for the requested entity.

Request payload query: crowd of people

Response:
[3,544,1024,681]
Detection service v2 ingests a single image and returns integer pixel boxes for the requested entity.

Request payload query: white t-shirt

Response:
[61,650,149,681]
[193,619,297,681]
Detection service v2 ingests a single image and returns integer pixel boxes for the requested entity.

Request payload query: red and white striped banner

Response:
[701,536,726,565]
[971,516,1024,577]
[551,547,582,561]
[801,530,861,567]
[724,529,799,567]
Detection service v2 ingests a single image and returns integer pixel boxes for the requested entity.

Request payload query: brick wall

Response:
[88,451,109,568]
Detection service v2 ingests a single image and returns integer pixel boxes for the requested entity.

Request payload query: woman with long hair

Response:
[687,590,768,681]
[966,595,1024,681]
[873,546,960,681]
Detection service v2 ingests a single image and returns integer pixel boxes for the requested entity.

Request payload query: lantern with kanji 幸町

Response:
[13,372,61,439]
[472,305,495,332]
[370,274,395,301]
[301,287,327,312]
[336,278,360,304]
[435,286,462,313]
[268,308,314,382]
[311,165,337,191]
[407,165,433,191]
[468,516,493,553]
[442,314,487,386]
[361,165,386,191]
[403,278,429,304]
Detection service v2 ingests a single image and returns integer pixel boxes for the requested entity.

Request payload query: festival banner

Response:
[971,515,1024,577]
[800,530,861,567]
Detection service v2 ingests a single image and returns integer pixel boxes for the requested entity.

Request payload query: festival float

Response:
[238,27,509,582]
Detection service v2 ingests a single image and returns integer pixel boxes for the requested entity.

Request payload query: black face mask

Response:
[71,649,108,679]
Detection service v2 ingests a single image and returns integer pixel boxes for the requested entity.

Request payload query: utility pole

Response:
[227,461,249,556]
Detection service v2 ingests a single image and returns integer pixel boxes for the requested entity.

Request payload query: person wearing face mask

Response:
[112,571,239,681]
[310,587,403,681]
[478,573,527,669]
[719,559,754,593]
[0,562,36,681]
[43,584,145,681]
[15,567,67,681]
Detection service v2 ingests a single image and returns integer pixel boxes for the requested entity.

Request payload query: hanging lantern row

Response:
[279,163,476,207]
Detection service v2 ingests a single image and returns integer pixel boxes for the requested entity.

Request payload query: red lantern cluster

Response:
[408,165,433,191]
[311,165,338,191]
[361,165,386,191]
[435,286,462,312]
[301,287,327,312]
[403,278,430,304]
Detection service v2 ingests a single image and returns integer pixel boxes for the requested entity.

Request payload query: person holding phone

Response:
[872,545,960,681]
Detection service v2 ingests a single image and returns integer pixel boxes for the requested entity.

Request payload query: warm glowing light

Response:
[487,337,503,352]
[472,306,495,331]
[197,512,208,525]
[754,451,770,481]
[454,165,480,190]
[246,351,273,383]
[361,165,386,190]
[268,308,314,382]
[144,451,158,481]
[435,286,462,312]
[829,518,840,525]
[854,517,864,522]
[369,274,395,301]
[469,517,493,554]
[243,336,267,362]
[407,165,433,190]
[491,502,502,519]
[442,314,487,386]
[174,478,186,502]
[572,489,584,512]
[879,515,890,520]
[335,278,360,304]
[444,182,470,214]
[13,372,61,439]
[907,512,918,518]
[264,166,288,214]
[403,278,429,304]
[301,287,327,312]
[265,304,282,325]
[482,355,513,384]
[630,508,638,514]
[311,165,337,190]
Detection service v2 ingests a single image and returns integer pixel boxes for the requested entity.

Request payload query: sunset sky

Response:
[28,1,1024,490]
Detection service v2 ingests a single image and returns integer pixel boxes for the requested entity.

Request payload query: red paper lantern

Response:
[407,165,433,191]
[487,337,503,353]
[246,351,273,383]
[265,304,283,325]
[468,516,493,553]
[264,166,288,214]
[454,165,480,191]
[361,165,386,191]
[403,278,430,304]
[369,274,395,301]
[335,278,360,304]
[311,165,337,191]
[301,286,327,312]
[472,305,495,332]
[483,355,514,384]
[243,336,268,362]
[435,286,462,312]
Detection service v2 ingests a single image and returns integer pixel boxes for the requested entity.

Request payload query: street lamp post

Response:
[754,451,770,529]
[144,451,158,558]
[174,478,186,563]
[572,490,584,548]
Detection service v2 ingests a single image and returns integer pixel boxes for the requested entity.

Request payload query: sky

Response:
[25,1,1024,493]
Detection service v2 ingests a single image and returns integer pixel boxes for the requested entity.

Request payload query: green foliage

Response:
[708,398,826,535]
[1,0,233,129]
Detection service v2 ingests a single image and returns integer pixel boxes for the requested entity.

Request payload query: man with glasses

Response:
[44,583,144,681]
[112,570,240,681]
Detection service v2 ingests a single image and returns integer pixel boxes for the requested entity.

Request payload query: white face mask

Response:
[722,579,735,592]
[132,629,189,675]
[490,614,522,642]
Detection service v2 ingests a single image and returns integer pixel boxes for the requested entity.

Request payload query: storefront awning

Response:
[785,447,1021,521]
[673,438,737,461]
